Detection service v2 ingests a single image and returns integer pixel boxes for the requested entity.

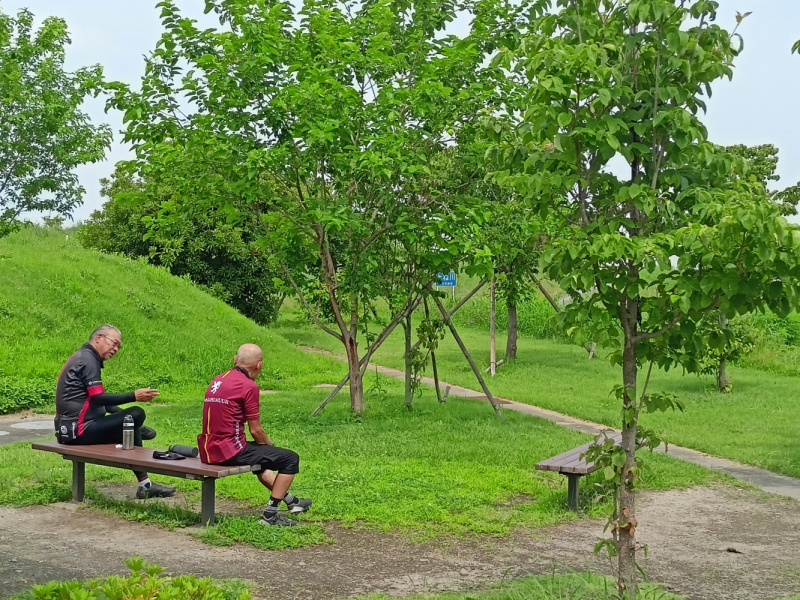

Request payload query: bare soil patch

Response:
[1,484,798,600]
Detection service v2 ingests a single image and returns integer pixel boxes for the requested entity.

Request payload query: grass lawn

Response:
[274,314,800,479]
[0,229,718,550]
[353,573,682,600]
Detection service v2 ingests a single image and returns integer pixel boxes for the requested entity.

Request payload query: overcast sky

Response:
[4,0,799,223]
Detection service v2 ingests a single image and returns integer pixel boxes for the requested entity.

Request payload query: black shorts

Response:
[221,442,300,476]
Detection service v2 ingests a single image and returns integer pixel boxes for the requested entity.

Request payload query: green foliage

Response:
[355,571,681,600]
[726,144,800,216]
[449,293,564,340]
[78,165,283,325]
[485,0,799,587]
[0,376,53,414]
[13,556,251,600]
[694,312,757,382]
[105,0,501,412]
[0,7,111,237]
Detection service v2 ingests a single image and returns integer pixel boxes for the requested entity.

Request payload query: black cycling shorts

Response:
[221,442,300,476]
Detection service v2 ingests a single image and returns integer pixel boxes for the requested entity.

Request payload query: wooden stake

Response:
[430,290,502,419]
[311,279,488,415]
[490,276,496,377]
[424,297,444,403]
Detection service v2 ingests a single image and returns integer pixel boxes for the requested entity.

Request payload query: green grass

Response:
[275,312,800,479]
[0,228,717,551]
[0,227,338,398]
[353,572,682,600]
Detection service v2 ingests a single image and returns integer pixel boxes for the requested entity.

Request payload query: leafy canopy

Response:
[0,8,110,237]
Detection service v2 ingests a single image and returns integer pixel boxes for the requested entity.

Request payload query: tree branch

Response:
[281,264,344,342]
[632,313,683,343]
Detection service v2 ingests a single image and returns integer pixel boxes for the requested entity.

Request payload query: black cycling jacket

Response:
[54,343,134,441]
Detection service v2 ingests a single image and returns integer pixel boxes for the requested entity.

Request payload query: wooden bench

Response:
[535,432,622,510]
[32,442,257,526]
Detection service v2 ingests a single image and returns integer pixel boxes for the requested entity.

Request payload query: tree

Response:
[78,164,284,325]
[485,199,544,361]
[697,144,800,391]
[726,144,800,216]
[0,8,110,237]
[107,0,495,413]
[488,1,800,596]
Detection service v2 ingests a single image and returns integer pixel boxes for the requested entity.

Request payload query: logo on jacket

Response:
[210,381,222,394]
[60,426,67,435]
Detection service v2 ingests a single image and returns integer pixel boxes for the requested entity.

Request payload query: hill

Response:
[0,227,336,413]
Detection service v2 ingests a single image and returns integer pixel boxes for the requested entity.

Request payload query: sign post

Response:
[437,271,457,299]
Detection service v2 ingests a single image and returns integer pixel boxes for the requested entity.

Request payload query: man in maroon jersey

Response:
[198,343,311,526]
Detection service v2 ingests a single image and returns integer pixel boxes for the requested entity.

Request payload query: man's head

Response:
[234,343,264,380]
[89,325,122,361]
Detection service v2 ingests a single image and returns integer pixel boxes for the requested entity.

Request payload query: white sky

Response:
[3,0,799,223]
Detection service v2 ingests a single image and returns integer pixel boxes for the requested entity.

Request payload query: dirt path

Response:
[2,484,799,600]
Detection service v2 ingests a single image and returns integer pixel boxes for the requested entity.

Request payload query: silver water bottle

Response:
[122,415,134,450]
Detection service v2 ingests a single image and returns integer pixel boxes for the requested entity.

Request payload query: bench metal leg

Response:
[201,478,216,526]
[72,461,86,502]
[566,473,581,511]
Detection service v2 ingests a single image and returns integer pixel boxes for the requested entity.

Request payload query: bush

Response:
[0,377,53,414]
[14,556,251,600]
[448,294,564,339]
[78,167,283,326]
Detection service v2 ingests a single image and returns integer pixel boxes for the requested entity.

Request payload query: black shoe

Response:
[140,426,157,441]
[136,482,176,499]
[286,497,312,514]
[259,512,297,527]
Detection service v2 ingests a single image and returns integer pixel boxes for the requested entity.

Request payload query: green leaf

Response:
[557,112,573,127]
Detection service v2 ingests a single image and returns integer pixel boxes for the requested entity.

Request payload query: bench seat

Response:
[535,432,622,510]
[32,441,255,525]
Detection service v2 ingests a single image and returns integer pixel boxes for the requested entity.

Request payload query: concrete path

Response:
[300,346,800,501]
[0,414,55,447]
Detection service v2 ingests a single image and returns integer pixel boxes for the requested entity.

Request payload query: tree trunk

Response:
[717,313,729,392]
[506,300,518,360]
[345,334,364,414]
[404,314,413,407]
[618,336,639,599]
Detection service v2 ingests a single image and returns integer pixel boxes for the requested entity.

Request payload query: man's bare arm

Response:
[247,419,273,445]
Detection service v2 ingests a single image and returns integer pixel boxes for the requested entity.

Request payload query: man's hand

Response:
[135,388,159,402]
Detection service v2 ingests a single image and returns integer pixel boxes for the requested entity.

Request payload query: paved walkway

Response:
[300,346,800,501]
[0,414,55,447]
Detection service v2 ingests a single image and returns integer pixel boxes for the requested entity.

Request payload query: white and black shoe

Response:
[136,481,176,499]
[259,512,297,527]
[286,497,312,514]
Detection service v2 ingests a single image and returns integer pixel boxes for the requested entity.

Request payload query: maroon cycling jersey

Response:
[198,367,261,464]
[55,343,106,438]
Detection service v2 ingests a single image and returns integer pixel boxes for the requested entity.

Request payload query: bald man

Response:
[198,344,312,526]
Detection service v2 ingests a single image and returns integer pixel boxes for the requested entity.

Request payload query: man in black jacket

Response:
[54,325,175,499]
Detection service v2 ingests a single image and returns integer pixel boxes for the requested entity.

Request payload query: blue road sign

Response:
[437,271,457,287]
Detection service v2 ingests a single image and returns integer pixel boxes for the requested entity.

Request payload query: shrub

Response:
[448,294,565,340]
[0,377,53,414]
[14,556,251,600]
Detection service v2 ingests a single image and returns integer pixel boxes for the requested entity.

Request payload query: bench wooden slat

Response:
[32,442,255,479]
[535,432,621,475]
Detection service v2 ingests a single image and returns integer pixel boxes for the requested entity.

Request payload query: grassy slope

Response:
[276,313,800,479]
[0,228,715,549]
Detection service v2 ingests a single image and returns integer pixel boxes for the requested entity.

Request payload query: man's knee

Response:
[124,406,146,427]
[279,448,300,475]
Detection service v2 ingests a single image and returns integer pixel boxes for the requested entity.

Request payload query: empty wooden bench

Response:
[32,442,256,526]
[535,432,622,510]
